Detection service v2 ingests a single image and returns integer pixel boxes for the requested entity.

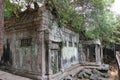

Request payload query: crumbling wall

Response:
[4,27,42,74]
[80,40,103,65]
[41,8,81,80]
[4,6,81,80]
[4,9,43,75]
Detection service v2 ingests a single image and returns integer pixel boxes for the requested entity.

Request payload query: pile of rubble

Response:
[76,68,111,80]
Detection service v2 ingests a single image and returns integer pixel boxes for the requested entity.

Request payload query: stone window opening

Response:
[63,41,67,47]
[50,42,62,74]
[74,42,77,47]
[20,38,32,47]
[82,39,102,65]
[84,45,96,62]
[69,41,73,47]
[89,45,96,62]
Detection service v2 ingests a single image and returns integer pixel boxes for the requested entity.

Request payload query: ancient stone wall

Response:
[4,6,81,80]
[41,9,80,80]
[4,9,43,76]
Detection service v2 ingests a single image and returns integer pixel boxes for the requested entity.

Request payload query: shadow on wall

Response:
[0,39,12,66]
[103,48,115,65]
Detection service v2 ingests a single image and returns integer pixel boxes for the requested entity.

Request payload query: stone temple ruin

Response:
[1,5,105,80]
[80,39,103,65]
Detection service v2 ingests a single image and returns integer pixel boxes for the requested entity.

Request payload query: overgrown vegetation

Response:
[47,0,85,31]
[84,0,116,45]
[5,0,120,46]
[5,0,23,19]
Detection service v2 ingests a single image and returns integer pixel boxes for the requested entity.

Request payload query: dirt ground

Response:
[109,69,119,80]
[0,70,31,80]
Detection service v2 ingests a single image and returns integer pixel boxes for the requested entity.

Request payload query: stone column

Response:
[87,47,89,62]
[37,15,46,80]
[37,30,46,77]
[44,31,53,75]
[48,41,52,75]
[0,0,4,60]
[40,8,52,79]
[100,46,103,64]
[95,45,101,65]
[61,47,64,72]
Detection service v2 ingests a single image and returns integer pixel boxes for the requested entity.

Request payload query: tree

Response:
[81,0,115,45]
[5,0,23,19]
[44,0,85,31]
[5,0,116,46]
[112,16,120,43]
[47,0,116,46]
[0,0,4,60]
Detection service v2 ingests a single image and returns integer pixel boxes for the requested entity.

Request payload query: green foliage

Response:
[5,0,22,19]
[92,0,106,10]
[5,0,117,45]
[49,0,116,45]
[5,0,13,19]
[48,0,85,31]
[112,16,120,43]
[25,0,44,4]
[84,0,115,45]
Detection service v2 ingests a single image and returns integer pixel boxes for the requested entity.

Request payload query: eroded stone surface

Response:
[76,68,114,80]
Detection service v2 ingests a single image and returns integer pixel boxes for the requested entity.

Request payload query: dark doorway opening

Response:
[0,39,12,66]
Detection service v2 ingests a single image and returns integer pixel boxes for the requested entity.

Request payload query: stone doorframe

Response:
[80,39,103,65]
[45,40,62,75]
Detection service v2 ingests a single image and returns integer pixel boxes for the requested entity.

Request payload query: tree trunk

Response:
[0,0,4,60]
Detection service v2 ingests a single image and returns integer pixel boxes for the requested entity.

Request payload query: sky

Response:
[11,0,120,14]
[111,0,120,14]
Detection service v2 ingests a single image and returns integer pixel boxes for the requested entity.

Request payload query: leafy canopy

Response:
[82,0,115,45]
[5,0,118,45]
[5,0,23,19]
[46,0,85,31]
